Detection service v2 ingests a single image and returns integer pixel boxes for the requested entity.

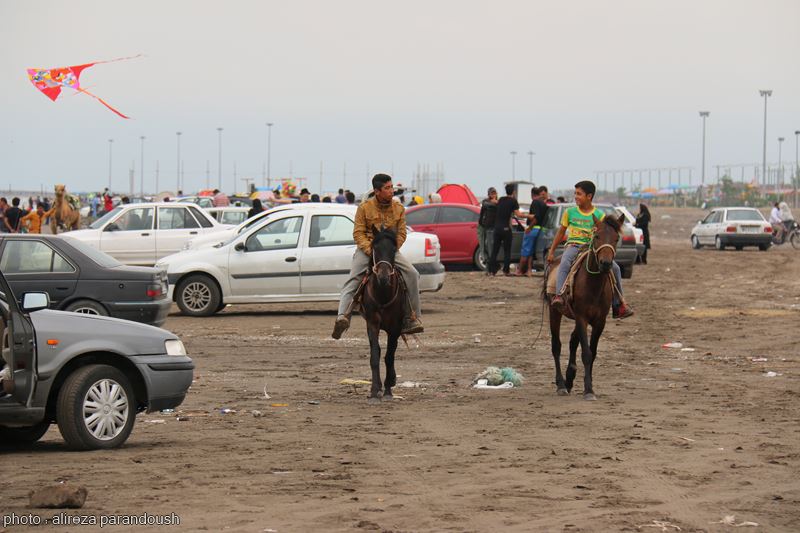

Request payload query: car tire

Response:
[735,245,743,251]
[176,274,222,317]
[621,264,633,279]
[758,243,770,251]
[473,247,487,271]
[64,299,108,317]
[0,420,51,447]
[691,235,702,249]
[714,236,725,250]
[56,364,136,450]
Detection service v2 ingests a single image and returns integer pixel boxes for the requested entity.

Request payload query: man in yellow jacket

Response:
[332,173,423,339]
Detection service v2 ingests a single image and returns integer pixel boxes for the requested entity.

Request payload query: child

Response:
[547,180,633,319]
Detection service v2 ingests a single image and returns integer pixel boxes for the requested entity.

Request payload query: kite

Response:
[26,55,141,119]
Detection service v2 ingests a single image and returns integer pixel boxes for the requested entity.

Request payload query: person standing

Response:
[635,203,651,264]
[4,197,24,233]
[212,189,230,207]
[335,188,346,204]
[0,198,8,233]
[477,187,498,268]
[20,204,47,234]
[517,186,549,276]
[248,199,265,219]
[489,184,524,276]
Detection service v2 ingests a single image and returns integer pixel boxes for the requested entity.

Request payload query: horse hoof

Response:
[583,393,597,401]
[367,396,381,405]
[557,388,569,396]
[383,394,393,402]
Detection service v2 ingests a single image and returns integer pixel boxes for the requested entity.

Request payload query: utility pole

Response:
[265,122,273,188]
[217,127,224,191]
[527,150,535,181]
[778,137,785,195]
[176,131,182,193]
[699,111,710,200]
[510,151,517,180]
[139,136,145,197]
[759,90,772,188]
[107,139,114,190]
[155,160,159,195]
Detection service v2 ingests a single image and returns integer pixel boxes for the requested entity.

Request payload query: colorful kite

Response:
[26,55,141,119]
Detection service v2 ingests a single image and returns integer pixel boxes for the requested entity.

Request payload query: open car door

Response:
[0,270,38,407]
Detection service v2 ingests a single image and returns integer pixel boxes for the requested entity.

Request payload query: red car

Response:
[406,203,481,267]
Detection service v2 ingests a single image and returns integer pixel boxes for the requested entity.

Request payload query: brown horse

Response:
[362,227,406,404]
[50,184,80,234]
[546,214,625,400]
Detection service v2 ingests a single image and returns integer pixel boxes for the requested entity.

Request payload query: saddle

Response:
[350,269,414,318]
[545,248,591,319]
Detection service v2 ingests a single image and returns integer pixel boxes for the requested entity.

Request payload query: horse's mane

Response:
[602,215,621,232]
[373,227,397,247]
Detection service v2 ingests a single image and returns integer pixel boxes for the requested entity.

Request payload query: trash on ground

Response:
[145,419,166,424]
[252,410,264,417]
[29,484,88,509]
[763,371,781,377]
[712,515,758,527]
[473,379,515,389]
[472,333,482,344]
[637,519,681,531]
[270,403,289,407]
[220,408,237,414]
[263,384,271,400]
[398,381,426,388]
[339,378,371,385]
[750,357,768,362]
[160,408,174,414]
[473,366,524,387]
[308,400,320,405]
[680,348,696,352]
[662,342,683,349]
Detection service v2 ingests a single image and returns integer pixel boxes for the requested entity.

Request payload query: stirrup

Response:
[331,315,350,339]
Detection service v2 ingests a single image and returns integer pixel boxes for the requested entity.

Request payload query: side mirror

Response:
[104,222,119,232]
[234,242,246,252]
[21,292,50,313]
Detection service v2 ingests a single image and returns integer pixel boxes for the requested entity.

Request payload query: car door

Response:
[99,207,156,265]
[701,211,720,244]
[0,271,37,407]
[300,214,357,296]
[435,206,479,262]
[696,211,714,244]
[0,239,78,308]
[156,205,202,259]
[185,205,217,235]
[227,215,303,298]
[405,206,439,235]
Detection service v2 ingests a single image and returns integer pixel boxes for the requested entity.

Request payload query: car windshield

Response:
[60,237,123,267]
[726,210,764,222]
[89,207,122,229]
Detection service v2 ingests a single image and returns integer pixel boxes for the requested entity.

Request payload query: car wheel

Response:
[0,420,51,447]
[758,243,770,251]
[473,247,487,271]
[176,274,222,317]
[714,236,724,250]
[56,364,135,450]
[64,299,108,316]
[691,235,701,249]
[735,245,743,251]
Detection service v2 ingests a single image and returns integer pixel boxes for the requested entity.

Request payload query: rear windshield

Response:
[60,237,122,268]
[726,210,764,222]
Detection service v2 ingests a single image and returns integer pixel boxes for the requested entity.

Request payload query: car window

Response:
[113,207,153,231]
[90,207,122,229]
[543,207,560,228]
[709,211,722,224]
[310,215,355,247]
[0,240,75,274]
[159,207,200,230]
[406,207,437,226]
[439,207,478,224]
[221,211,247,225]
[239,211,273,234]
[245,216,303,251]
[725,209,764,222]
[188,206,214,228]
[61,237,121,267]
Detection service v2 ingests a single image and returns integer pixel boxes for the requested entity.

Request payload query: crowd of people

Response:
[0,196,53,234]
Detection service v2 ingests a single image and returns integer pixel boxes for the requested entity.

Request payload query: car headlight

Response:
[165,339,187,356]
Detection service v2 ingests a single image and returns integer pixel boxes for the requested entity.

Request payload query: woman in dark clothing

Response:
[635,203,651,264]
[248,199,265,220]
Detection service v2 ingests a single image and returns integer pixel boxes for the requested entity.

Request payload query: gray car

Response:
[0,270,193,450]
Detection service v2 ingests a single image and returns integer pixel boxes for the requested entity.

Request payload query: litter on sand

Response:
[472,366,524,388]
[637,520,682,531]
[270,403,289,407]
[763,371,781,377]
[662,342,683,349]
[220,408,237,414]
[398,381,426,388]
[473,379,514,389]
[750,357,768,362]
[712,515,758,527]
[339,378,371,386]
[680,348,696,352]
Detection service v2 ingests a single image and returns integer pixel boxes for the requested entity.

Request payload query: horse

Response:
[361,227,406,404]
[545,213,625,401]
[50,184,81,234]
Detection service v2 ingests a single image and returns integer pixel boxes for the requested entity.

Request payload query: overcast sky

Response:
[1,0,799,196]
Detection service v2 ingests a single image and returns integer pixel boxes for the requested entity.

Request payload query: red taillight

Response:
[146,288,161,298]
[424,238,436,257]
[764,226,773,233]
[639,234,644,243]
[622,235,635,244]
[726,226,737,233]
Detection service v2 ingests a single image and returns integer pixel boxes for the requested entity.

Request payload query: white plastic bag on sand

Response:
[662,342,683,349]
[473,379,514,390]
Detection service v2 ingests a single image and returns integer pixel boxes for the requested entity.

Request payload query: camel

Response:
[50,184,81,234]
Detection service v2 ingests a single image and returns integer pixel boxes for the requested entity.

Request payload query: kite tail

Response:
[76,87,130,119]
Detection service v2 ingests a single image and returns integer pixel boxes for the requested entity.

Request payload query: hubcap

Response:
[73,307,99,315]
[183,282,211,310]
[83,379,129,441]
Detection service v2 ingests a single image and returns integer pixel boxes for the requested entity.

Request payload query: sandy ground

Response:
[2,207,799,532]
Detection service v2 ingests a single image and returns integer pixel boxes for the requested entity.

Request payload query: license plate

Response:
[741,226,759,233]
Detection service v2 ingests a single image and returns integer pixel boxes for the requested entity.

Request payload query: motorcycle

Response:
[772,220,800,249]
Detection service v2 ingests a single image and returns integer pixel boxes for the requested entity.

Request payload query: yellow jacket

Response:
[353,197,407,255]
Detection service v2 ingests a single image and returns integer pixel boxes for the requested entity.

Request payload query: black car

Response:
[0,235,170,326]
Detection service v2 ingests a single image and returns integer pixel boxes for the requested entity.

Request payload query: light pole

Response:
[176,132,182,193]
[699,111,709,199]
[217,127,223,191]
[794,130,800,208]
[139,136,145,197]
[510,151,517,180]
[759,90,772,188]
[107,139,113,189]
[266,122,273,188]
[527,150,535,181]
[777,137,785,193]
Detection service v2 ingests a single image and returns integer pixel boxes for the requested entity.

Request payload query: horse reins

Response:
[368,250,401,309]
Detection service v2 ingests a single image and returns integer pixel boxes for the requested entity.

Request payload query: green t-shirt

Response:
[560,206,604,245]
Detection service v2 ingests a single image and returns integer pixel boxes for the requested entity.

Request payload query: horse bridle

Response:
[585,228,618,275]
[371,250,397,277]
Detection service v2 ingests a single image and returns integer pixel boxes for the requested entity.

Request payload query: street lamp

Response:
[266,122,273,188]
[139,136,146,197]
[176,132,182,193]
[527,150,535,181]
[107,139,113,189]
[778,137,785,192]
[759,90,772,187]
[217,127,223,190]
[794,130,800,208]
[510,151,517,180]
[699,112,710,199]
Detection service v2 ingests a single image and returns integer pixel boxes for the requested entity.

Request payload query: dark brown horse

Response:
[546,214,625,400]
[362,227,405,404]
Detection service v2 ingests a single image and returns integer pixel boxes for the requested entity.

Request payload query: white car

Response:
[67,202,233,265]
[156,204,446,316]
[615,206,646,260]
[690,207,773,251]
[206,206,251,226]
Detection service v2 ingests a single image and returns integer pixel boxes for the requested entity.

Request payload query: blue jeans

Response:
[556,245,623,306]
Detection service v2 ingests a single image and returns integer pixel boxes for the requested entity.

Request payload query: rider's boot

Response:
[551,294,565,311]
[331,314,351,339]
[402,317,424,335]
[612,302,634,319]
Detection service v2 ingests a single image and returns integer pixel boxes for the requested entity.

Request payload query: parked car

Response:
[0,270,193,449]
[406,203,487,268]
[532,203,638,278]
[206,206,251,226]
[67,202,232,266]
[156,204,446,316]
[690,207,773,251]
[0,235,169,326]
[175,196,215,208]
[615,206,646,261]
